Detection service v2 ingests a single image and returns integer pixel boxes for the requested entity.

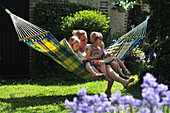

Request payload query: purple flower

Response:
[141,73,158,88]
[155,84,168,94]
[140,99,148,107]
[142,87,161,107]
[147,59,150,64]
[142,87,155,98]
[119,95,135,105]
[78,102,88,112]
[137,108,150,113]
[162,91,170,106]
[101,101,111,108]
[142,59,145,63]
[100,93,108,101]
[119,95,142,108]
[134,99,142,107]
[110,91,121,105]
[153,109,163,113]
[136,59,139,62]
[107,106,115,112]
[96,106,104,113]
[82,95,94,105]
[140,56,143,61]
[136,54,139,58]
[64,73,169,113]
[78,87,87,97]
[153,52,157,58]
[93,94,100,103]
[64,99,76,109]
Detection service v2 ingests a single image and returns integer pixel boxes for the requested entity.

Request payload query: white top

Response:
[78,44,91,61]
[78,51,86,61]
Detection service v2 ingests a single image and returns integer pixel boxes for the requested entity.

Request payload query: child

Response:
[99,41,130,79]
[68,36,80,56]
[86,32,114,66]
[86,32,112,81]
[68,36,105,78]
[86,31,134,85]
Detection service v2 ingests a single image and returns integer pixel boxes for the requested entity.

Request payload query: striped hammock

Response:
[2,6,149,80]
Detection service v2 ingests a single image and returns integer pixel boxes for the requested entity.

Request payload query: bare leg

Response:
[106,65,134,88]
[113,57,131,74]
[85,62,105,77]
[109,61,129,79]
[92,66,102,73]
[100,63,112,81]
[105,80,114,98]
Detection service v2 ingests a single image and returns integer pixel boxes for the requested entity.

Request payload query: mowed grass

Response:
[0,72,141,113]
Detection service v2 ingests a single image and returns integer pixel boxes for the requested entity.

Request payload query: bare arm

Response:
[86,48,101,60]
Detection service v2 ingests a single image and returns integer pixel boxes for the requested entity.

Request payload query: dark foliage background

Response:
[125,0,170,85]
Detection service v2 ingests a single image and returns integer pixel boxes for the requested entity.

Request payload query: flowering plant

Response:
[112,0,137,12]
[65,73,169,113]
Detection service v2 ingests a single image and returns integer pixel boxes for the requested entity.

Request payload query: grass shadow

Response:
[0,72,105,86]
[121,80,142,99]
[1,94,77,111]
[1,91,102,112]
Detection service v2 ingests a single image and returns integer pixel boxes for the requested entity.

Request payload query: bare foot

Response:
[125,69,131,75]
[92,73,105,78]
[124,78,134,88]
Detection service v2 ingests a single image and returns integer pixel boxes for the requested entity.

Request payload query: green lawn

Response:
[0,73,141,113]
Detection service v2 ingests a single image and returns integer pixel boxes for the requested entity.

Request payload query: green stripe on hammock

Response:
[24,33,96,80]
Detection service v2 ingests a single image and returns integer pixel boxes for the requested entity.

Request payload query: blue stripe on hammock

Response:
[121,37,143,60]
[105,39,123,50]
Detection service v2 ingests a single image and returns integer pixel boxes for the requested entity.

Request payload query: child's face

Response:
[72,42,80,52]
[99,41,104,48]
[96,38,103,46]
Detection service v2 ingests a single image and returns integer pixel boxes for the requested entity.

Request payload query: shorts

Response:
[94,57,114,65]
[83,59,97,69]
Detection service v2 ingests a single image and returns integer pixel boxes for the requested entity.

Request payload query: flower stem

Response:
[129,104,133,113]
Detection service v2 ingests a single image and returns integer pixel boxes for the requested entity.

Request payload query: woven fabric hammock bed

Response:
[1,5,149,80]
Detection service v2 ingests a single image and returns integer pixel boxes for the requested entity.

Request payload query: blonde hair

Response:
[72,30,87,39]
[69,35,80,47]
[90,31,103,44]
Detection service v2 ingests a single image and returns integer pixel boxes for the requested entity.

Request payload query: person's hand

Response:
[106,53,111,58]
[96,53,102,59]
[101,51,105,57]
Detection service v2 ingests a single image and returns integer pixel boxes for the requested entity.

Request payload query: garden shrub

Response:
[61,10,111,45]
[124,46,146,75]
[34,2,96,41]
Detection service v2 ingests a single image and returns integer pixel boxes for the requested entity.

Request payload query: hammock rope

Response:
[1,4,149,80]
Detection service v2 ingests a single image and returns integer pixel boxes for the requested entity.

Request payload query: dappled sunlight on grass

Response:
[0,74,140,112]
